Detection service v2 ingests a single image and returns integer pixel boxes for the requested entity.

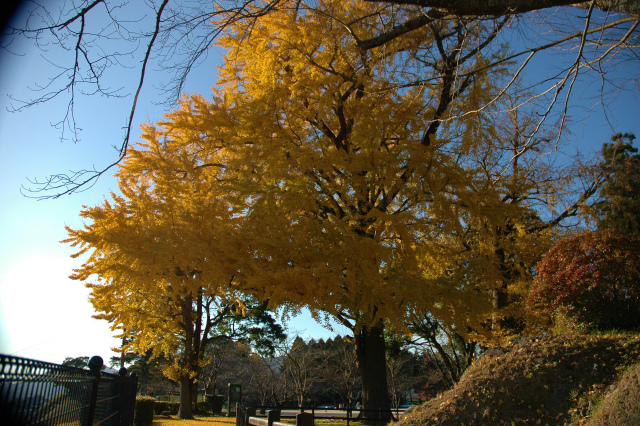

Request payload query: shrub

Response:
[134,396,155,426]
[195,401,212,414]
[153,401,180,415]
[205,394,225,414]
[528,230,640,331]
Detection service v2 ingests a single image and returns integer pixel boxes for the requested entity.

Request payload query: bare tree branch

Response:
[4,0,639,198]
[20,0,170,199]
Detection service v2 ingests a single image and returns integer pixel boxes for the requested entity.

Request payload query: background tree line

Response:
[63,332,471,410]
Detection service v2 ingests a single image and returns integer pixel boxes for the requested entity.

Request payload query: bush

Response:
[153,401,180,415]
[134,396,155,426]
[528,230,640,331]
[195,401,212,414]
[205,394,225,414]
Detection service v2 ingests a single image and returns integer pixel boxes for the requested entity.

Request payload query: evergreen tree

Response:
[595,133,640,234]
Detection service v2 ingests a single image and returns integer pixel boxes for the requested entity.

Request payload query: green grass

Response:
[151,414,368,426]
[153,415,235,426]
[314,420,366,426]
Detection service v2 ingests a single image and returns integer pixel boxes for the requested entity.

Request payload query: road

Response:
[269,408,410,419]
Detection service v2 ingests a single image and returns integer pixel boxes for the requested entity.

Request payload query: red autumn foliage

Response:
[528,229,640,330]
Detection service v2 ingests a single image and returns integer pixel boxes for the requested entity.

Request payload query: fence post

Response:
[84,356,103,426]
[267,409,281,426]
[245,406,256,426]
[123,372,138,426]
[236,405,243,426]
[296,412,313,426]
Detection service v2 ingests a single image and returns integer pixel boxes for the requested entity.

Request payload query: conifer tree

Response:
[594,133,640,234]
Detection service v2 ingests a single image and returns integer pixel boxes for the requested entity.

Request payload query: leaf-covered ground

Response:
[151,416,366,426]
[397,333,640,426]
[153,415,236,426]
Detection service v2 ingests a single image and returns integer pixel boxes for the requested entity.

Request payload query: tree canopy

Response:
[62,0,609,418]
[4,0,638,197]
[593,133,640,233]
[529,229,640,331]
[64,118,284,418]
[61,356,90,369]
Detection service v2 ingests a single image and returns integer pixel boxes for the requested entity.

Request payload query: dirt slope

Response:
[397,334,640,426]
[585,361,640,426]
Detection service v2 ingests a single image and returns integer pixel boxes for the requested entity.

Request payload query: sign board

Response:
[227,383,242,416]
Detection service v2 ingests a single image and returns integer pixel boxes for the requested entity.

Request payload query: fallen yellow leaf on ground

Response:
[153,416,236,426]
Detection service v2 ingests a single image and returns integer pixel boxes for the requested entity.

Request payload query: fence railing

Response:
[236,405,400,426]
[0,354,137,426]
[237,406,314,426]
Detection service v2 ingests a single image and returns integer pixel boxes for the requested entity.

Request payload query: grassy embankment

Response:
[396,333,640,426]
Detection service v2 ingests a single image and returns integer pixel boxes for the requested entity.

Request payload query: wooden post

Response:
[246,407,256,426]
[296,412,313,426]
[236,405,245,426]
[267,409,281,426]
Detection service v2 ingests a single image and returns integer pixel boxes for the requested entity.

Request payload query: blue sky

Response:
[0,2,637,364]
[0,1,350,364]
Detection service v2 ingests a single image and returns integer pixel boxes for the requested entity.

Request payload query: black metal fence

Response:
[0,354,137,426]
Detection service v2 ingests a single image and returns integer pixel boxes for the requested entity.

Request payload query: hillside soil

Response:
[397,333,640,426]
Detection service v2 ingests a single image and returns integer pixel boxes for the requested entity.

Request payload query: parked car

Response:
[399,403,416,409]
[317,405,336,410]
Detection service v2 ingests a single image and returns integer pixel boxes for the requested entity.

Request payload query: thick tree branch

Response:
[360,1,639,50]
[357,9,446,50]
[369,0,640,18]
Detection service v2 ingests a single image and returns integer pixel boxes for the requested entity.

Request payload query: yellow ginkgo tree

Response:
[196,0,519,417]
[64,121,284,419]
[66,0,603,419]
[203,1,599,415]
